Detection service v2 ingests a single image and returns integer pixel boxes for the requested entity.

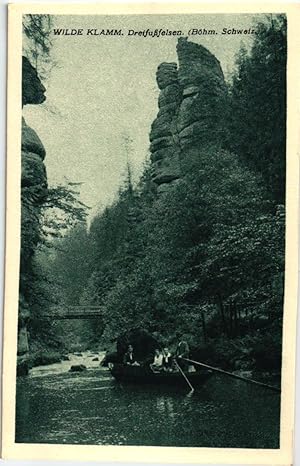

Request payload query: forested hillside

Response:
[29,15,286,375]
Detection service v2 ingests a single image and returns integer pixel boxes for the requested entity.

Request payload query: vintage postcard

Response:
[2,2,300,465]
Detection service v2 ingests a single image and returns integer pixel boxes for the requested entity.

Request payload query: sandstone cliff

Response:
[18,57,47,375]
[150,38,227,192]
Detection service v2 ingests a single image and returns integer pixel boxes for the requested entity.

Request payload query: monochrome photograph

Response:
[2,3,299,464]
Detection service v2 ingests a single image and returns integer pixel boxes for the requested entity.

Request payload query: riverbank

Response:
[28,338,105,368]
[29,350,106,377]
[29,349,64,367]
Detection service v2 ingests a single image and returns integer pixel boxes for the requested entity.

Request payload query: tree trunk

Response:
[233,303,239,337]
[201,310,207,343]
[229,302,233,337]
[217,295,228,337]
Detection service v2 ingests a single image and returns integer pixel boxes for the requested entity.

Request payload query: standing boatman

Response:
[175,339,190,371]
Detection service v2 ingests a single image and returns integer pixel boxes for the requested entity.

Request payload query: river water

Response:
[15,351,280,448]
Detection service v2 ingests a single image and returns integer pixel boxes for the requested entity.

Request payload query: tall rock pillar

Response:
[176,37,227,148]
[150,38,227,192]
[18,57,47,375]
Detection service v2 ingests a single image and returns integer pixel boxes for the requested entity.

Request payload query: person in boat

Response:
[150,348,163,372]
[123,345,140,366]
[162,347,173,371]
[175,340,190,371]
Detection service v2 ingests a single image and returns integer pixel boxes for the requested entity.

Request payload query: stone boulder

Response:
[116,328,160,363]
[69,364,87,372]
[101,350,120,366]
[21,119,46,160]
[22,56,46,106]
[21,152,47,188]
[102,329,161,366]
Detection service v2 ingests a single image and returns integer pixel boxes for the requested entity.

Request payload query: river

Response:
[15,351,280,448]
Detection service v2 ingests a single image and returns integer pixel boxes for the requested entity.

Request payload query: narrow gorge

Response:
[18,33,285,378]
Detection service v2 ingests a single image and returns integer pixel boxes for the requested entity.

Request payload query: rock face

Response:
[150,38,227,191]
[22,56,46,106]
[116,328,160,362]
[18,57,47,376]
[150,62,181,187]
[101,328,160,366]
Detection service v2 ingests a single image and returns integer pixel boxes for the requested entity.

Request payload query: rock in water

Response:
[149,38,227,191]
[69,364,87,372]
[61,355,70,361]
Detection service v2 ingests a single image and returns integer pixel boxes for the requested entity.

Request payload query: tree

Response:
[22,14,54,79]
[226,14,287,203]
[41,182,89,243]
[21,180,90,354]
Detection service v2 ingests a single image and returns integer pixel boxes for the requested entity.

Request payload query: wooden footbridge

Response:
[44,305,104,320]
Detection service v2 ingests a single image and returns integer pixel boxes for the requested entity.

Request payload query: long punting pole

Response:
[182,357,281,393]
[174,360,194,393]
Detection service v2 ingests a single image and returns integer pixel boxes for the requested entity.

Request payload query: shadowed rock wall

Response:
[18,57,47,375]
[150,38,227,192]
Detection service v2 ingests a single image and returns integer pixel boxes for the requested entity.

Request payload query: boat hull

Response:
[110,363,213,388]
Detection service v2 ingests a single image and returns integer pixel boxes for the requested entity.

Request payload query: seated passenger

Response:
[150,348,163,372]
[123,345,140,366]
[162,347,172,371]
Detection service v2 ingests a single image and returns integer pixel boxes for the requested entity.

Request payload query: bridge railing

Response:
[43,306,104,319]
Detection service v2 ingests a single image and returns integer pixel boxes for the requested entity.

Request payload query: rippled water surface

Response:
[15,352,280,448]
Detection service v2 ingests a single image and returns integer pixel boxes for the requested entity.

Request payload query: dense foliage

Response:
[225,15,286,203]
[22,184,90,364]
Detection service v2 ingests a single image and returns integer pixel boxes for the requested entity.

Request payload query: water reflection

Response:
[15,353,280,448]
[156,397,175,420]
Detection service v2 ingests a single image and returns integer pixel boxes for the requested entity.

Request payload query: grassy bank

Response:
[29,349,64,368]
